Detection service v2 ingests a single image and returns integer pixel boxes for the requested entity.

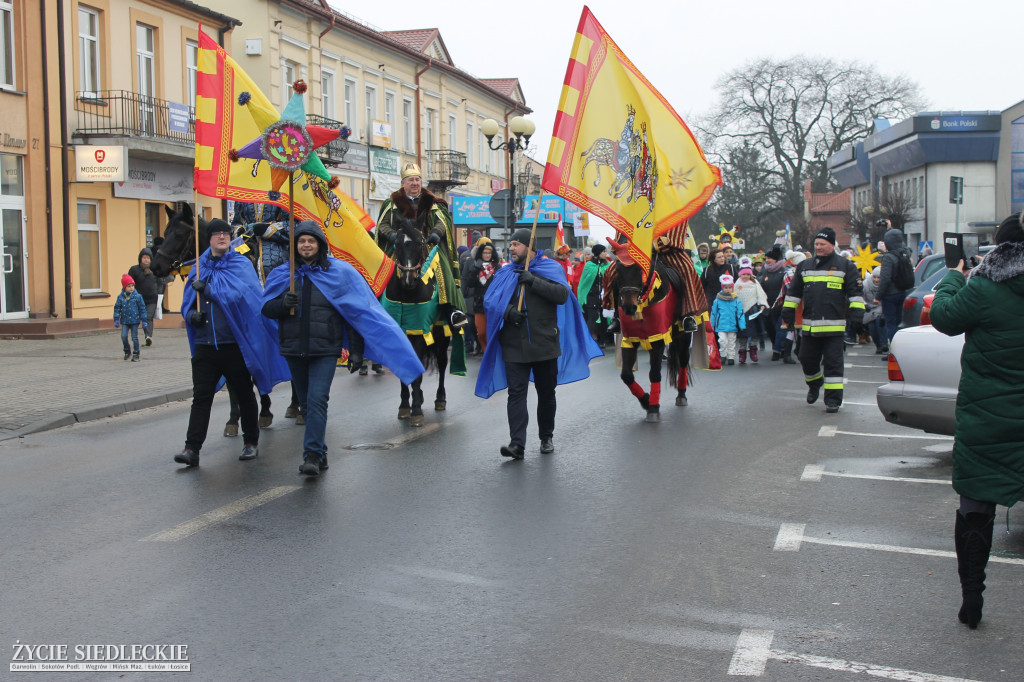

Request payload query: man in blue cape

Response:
[263,221,424,475]
[475,228,603,459]
[175,219,292,467]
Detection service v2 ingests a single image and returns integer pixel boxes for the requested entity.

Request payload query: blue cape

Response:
[263,258,424,385]
[182,248,292,395]
[475,253,603,399]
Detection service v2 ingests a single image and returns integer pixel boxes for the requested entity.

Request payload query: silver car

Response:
[876,325,961,435]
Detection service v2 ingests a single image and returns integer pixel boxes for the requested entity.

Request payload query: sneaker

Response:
[174,448,199,467]
[373,363,385,375]
[500,443,525,459]
[239,444,259,461]
[540,437,554,454]
[358,363,368,376]
[145,337,152,347]
[319,454,329,471]
[131,352,140,362]
[295,413,306,426]
[299,456,320,476]
[124,349,131,361]
[843,336,857,346]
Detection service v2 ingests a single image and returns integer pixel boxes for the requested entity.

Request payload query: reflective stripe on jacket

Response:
[782,252,864,336]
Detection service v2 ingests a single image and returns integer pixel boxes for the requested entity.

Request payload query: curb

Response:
[0,388,193,442]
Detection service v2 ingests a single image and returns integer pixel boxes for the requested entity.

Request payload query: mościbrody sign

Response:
[75,145,126,182]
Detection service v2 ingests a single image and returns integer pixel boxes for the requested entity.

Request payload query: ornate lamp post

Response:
[482,115,535,255]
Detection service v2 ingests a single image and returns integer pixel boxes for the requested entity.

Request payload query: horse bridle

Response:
[394,231,428,275]
[159,224,196,278]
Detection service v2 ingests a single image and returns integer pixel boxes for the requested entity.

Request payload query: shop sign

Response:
[75,145,126,182]
[113,158,192,201]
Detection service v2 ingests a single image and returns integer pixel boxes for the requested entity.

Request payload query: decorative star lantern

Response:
[709,223,740,247]
[850,243,882,277]
[230,80,341,197]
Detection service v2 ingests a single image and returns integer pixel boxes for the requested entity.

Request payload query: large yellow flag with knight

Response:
[542,7,722,278]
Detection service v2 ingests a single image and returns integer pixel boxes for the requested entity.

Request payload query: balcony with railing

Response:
[305,114,351,167]
[72,91,195,159]
[424,149,469,193]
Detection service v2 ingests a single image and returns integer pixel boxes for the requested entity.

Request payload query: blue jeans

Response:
[286,355,338,458]
[120,323,140,353]
[880,292,907,345]
[772,312,787,354]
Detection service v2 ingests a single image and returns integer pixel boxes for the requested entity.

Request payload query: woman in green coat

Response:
[930,212,1024,630]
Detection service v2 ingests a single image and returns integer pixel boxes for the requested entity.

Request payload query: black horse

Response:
[381,220,451,427]
[609,255,692,422]
[154,204,295,433]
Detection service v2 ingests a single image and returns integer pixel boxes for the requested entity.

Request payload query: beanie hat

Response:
[591,243,606,257]
[457,245,468,255]
[719,273,734,287]
[814,227,837,245]
[509,228,532,246]
[872,266,881,277]
[765,245,784,261]
[995,212,1024,245]
[785,250,806,265]
[206,218,232,240]
[738,267,753,277]
[121,274,135,289]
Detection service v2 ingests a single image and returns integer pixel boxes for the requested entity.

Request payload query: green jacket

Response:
[930,242,1024,507]
[577,258,608,311]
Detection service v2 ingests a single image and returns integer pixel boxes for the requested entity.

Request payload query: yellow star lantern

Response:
[850,243,881,277]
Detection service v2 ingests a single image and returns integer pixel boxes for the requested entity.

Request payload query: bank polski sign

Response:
[76,145,126,182]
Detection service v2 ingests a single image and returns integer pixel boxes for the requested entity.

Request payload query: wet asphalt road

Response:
[3,346,1023,681]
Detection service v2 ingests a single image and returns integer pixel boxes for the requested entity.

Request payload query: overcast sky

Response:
[329,0,1019,240]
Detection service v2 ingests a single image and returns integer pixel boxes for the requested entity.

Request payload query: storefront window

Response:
[1,153,22,195]
[77,200,101,292]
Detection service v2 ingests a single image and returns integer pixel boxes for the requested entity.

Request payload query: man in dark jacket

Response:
[262,222,359,476]
[494,228,569,459]
[128,248,158,345]
[782,227,865,413]
[875,225,913,350]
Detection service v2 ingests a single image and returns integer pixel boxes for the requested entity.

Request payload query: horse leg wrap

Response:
[649,382,661,407]
[677,369,688,390]
[628,381,646,399]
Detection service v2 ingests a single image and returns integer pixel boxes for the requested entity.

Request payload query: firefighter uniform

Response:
[781,247,865,410]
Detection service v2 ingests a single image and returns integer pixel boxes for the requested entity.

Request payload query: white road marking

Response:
[767,648,983,682]
[141,486,300,542]
[839,400,876,406]
[845,363,889,369]
[800,464,949,485]
[773,523,1024,566]
[384,421,443,447]
[818,425,952,441]
[845,378,887,384]
[727,629,774,676]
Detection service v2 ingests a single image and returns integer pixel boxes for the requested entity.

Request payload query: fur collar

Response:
[972,242,1024,283]
[390,189,438,219]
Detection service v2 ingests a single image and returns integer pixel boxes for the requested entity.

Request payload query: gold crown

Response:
[401,163,422,179]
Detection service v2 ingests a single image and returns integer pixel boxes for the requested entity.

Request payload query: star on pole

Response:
[850,243,881,277]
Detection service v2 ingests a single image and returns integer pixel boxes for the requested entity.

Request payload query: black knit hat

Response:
[995,212,1024,245]
[206,218,232,240]
[509,228,532,246]
[591,243,606,257]
[814,227,837,246]
[765,244,784,261]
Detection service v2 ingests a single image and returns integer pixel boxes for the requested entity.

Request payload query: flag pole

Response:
[288,172,296,315]
[193,189,201,314]
[517,190,545,311]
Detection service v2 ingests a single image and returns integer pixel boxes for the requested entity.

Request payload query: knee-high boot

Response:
[955,510,994,629]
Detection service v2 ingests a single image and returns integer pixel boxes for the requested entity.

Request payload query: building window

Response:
[185,39,198,109]
[384,91,395,126]
[0,0,14,88]
[479,122,486,172]
[493,135,503,176]
[136,23,156,135]
[344,78,357,131]
[448,114,457,152]
[425,107,436,149]
[321,68,335,119]
[918,175,925,208]
[465,122,474,170]
[281,60,298,107]
[364,84,377,140]
[79,6,101,95]
[77,200,102,293]
[402,97,413,152]
[1,153,22,196]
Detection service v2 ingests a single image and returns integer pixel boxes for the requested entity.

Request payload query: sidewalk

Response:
[0,328,194,441]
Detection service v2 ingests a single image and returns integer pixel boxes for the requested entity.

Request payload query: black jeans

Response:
[505,357,558,448]
[186,343,259,450]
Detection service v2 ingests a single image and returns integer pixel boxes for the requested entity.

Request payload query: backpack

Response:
[892,251,915,290]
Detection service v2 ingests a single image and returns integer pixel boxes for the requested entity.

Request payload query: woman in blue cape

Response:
[475,228,603,458]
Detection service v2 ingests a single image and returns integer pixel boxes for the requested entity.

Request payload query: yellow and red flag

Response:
[555,215,565,248]
[542,8,722,277]
[194,29,392,294]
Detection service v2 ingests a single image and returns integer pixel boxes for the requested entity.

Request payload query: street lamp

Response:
[482,115,535,255]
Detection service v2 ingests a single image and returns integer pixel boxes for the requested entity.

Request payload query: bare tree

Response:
[849,183,917,247]
[698,56,925,224]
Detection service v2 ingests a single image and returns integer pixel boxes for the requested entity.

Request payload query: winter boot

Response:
[955,510,994,629]
[749,346,759,364]
[124,348,131,361]
[131,352,140,362]
[782,339,797,364]
[738,349,747,365]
